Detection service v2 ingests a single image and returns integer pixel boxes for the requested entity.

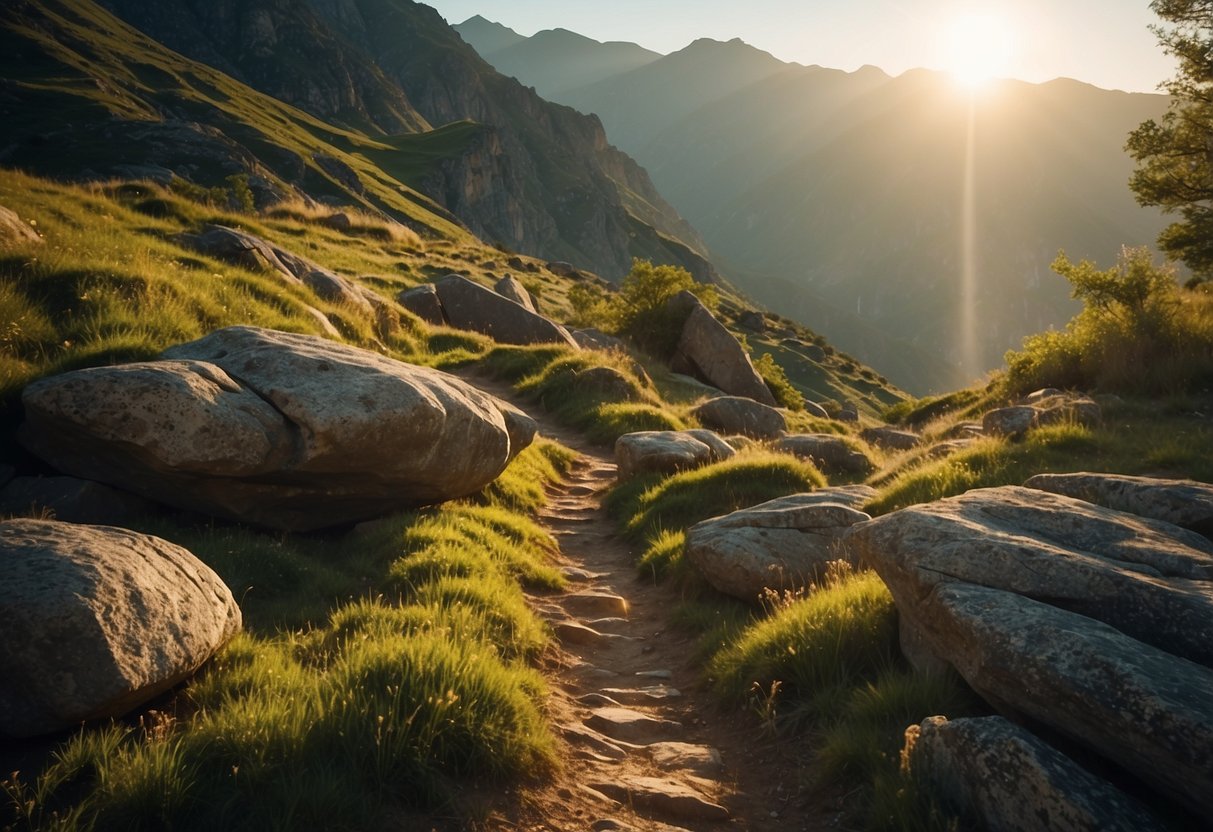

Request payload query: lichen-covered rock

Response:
[982,405,1038,438]
[1025,472,1213,536]
[615,430,735,480]
[692,396,785,439]
[21,327,535,531]
[435,274,579,348]
[908,583,1213,818]
[905,716,1166,832]
[0,519,241,738]
[848,486,1213,668]
[0,204,41,249]
[685,489,873,601]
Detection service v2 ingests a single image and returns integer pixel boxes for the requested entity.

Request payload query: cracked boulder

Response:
[19,326,536,531]
[686,488,873,601]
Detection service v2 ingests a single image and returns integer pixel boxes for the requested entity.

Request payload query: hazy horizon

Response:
[432,0,1177,94]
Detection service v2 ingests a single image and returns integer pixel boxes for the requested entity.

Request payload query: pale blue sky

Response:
[427,0,1176,93]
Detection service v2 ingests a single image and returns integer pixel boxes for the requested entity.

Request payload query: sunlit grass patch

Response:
[608,451,825,543]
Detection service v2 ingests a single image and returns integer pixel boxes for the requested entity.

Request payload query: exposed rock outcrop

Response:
[20,327,535,531]
[686,488,874,601]
[1025,472,1213,537]
[849,486,1213,817]
[692,396,785,439]
[615,430,735,481]
[667,292,775,405]
[905,716,1166,832]
[0,519,241,738]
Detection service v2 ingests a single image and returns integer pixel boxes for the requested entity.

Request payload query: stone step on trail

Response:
[559,722,637,760]
[601,685,683,705]
[586,706,682,743]
[647,742,726,777]
[552,620,638,646]
[585,776,730,822]
[562,591,630,618]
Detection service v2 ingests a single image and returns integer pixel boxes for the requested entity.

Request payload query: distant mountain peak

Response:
[454,14,526,56]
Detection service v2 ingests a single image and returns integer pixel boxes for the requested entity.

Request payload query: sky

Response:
[424,0,1177,94]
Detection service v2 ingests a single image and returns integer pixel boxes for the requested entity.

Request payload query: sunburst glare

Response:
[942,11,1014,90]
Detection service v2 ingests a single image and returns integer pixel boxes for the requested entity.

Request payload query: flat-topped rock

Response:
[615,429,735,480]
[860,426,920,451]
[586,707,682,743]
[691,396,785,439]
[647,742,725,777]
[1025,472,1213,536]
[585,776,729,822]
[0,519,241,738]
[848,485,1213,668]
[686,491,872,601]
[562,591,630,618]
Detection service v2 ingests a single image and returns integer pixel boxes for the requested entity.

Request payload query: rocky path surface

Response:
[459,373,837,832]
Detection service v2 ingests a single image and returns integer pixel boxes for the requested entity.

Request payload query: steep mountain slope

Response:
[474,28,1171,392]
[10,0,714,284]
[466,27,661,100]
[0,0,467,237]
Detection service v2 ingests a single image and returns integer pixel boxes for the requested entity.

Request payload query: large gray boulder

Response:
[1025,472,1213,536]
[685,488,874,601]
[667,291,776,405]
[20,327,536,531]
[692,396,786,439]
[435,274,578,348]
[908,582,1213,818]
[848,486,1213,668]
[775,434,873,475]
[174,224,307,286]
[905,716,1166,832]
[615,430,735,481]
[0,519,241,738]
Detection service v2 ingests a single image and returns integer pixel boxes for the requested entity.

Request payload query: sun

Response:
[942,11,1014,90]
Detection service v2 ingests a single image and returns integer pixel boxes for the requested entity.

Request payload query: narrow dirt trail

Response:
[459,374,839,832]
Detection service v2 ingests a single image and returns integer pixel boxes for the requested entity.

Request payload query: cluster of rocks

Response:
[847,473,1213,827]
[666,291,776,406]
[398,273,579,348]
[615,430,736,481]
[983,389,1101,438]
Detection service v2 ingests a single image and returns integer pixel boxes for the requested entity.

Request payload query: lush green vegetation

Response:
[1004,248,1213,396]
[2,441,573,831]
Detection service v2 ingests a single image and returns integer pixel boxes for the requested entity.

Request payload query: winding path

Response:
[461,373,838,831]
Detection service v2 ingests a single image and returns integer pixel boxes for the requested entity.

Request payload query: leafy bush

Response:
[754,352,805,410]
[1004,247,1213,395]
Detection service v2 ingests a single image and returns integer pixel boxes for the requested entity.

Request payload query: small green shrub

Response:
[754,352,805,410]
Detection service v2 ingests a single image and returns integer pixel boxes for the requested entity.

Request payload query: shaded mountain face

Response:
[7,0,714,283]
[475,30,1170,393]
[460,25,661,100]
